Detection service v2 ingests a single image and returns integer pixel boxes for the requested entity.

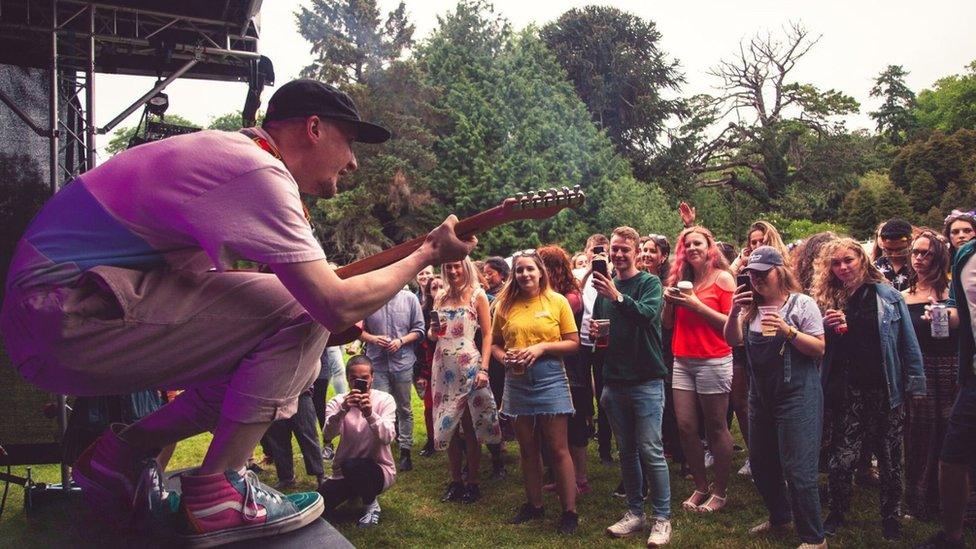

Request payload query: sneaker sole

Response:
[179,494,325,548]
[606,523,646,538]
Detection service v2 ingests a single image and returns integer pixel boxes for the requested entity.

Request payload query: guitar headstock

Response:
[501,186,586,220]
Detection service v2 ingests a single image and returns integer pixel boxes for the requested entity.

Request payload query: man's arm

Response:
[272,216,475,332]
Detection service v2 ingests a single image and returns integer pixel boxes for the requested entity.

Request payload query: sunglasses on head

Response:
[512,249,537,258]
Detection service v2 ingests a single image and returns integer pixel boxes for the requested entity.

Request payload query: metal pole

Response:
[51,0,71,493]
[85,3,95,170]
[98,56,199,134]
[49,0,59,195]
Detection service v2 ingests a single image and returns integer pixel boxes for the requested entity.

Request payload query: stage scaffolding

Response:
[0,0,273,504]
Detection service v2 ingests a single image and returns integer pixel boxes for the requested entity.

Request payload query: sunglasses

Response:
[512,249,537,258]
[749,269,771,279]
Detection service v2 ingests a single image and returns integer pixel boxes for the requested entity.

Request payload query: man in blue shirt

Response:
[359,288,425,471]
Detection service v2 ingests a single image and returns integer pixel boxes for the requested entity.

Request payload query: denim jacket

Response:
[822,282,926,409]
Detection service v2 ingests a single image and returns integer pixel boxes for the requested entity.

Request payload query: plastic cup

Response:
[677,281,694,295]
[593,319,611,348]
[758,305,779,337]
[506,349,525,375]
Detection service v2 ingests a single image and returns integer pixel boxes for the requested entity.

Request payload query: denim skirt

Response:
[501,356,575,417]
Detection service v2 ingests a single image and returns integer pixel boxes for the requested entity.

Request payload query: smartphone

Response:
[429,310,440,326]
[591,246,609,278]
[736,273,752,293]
[353,378,368,393]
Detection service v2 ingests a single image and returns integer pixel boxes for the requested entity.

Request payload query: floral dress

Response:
[431,288,502,450]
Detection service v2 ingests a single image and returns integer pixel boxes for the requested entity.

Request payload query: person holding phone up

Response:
[723,246,827,547]
[320,355,398,529]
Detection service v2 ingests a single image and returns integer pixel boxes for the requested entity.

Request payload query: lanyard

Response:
[239,128,311,224]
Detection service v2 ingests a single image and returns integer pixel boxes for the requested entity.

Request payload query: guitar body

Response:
[324,186,585,345]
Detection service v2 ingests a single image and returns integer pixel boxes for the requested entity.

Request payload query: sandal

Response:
[696,493,727,513]
[682,489,709,511]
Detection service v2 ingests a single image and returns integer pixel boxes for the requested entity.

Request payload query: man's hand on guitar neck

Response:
[271,214,478,334]
[421,215,478,266]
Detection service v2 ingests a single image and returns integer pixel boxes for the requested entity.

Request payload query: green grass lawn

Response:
[0,389,972,548]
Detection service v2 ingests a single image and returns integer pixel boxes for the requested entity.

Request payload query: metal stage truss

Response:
[0,0,273,194]
[0,0,273,505]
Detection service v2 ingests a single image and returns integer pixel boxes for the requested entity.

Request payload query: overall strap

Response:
[780,293,800,382]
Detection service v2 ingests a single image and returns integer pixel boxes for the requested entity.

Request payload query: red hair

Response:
[667,226,729,285]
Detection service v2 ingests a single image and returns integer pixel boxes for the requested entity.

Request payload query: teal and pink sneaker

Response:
[179,468,323,547]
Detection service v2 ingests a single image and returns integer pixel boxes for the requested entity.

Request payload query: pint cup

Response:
[593,319,611,348]
[758,305,779,337]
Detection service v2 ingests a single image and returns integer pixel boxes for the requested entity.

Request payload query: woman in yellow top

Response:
[490,250,580,534]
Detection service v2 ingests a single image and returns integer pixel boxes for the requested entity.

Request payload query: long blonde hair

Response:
[811,237,887,310]
[747,221,792,267]
[434,257,482,308]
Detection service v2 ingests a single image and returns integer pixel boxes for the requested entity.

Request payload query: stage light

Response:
[147,92,169,116]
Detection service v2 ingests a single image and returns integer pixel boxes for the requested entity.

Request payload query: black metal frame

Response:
[0,0,271,512]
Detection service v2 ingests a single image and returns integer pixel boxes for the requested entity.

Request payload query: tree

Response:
[869,65,917,146]
[540,7,686,181]
[839,172,912,239]
[207,111,264,131]
[310,60,446,263]
[890,128,976,219]
[104,114,199,156]
[689,23,860,204]
[915,61,976,134]
[297,0,414,85]
[419,1,633,254]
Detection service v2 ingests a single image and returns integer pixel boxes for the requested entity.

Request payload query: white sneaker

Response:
[704,450,715,469]
[738,459,752,476]
[358,500,381,529]
[646,517,672,547]
[606,510,648,538]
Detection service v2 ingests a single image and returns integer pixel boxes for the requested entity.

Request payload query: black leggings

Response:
[319,458,385,509]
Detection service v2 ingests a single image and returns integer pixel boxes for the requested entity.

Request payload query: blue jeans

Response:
[601,379,671,518]
[372,368,414,450]
[321,346,348,394]
[748,357,824,543]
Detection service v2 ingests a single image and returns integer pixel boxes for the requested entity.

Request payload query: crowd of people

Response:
[304,206,976,549]
[4,77,973,548]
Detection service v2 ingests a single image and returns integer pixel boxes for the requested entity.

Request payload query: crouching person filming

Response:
[319,355,396,528]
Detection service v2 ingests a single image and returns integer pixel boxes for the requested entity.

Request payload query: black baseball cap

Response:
[263,79,391,144]
[879,219,912,239]
[742,246,784,272]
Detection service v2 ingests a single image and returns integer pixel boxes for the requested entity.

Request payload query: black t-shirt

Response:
[908,301,958,356]
[838,284,885,390]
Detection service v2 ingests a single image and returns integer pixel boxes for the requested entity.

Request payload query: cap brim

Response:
[742,263,777,272]
[347,119,391,144]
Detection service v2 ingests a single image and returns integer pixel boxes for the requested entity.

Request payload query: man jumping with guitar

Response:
[0,79,476,546]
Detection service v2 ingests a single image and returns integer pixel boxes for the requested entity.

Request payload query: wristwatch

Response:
[615,293,624,304]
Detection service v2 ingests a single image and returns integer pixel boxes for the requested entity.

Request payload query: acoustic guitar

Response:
[327,186,586,345]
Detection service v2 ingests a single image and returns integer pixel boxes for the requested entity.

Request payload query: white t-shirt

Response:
[7,128,324,292]
[579,274,598,347]
[747,293,825,337]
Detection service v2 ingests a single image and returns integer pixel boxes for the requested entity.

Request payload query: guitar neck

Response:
[333,205,508,279]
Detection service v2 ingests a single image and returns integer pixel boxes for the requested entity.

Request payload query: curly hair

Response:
[811,237,887,310]
[537,245,579,296]
[790,231,839,291]
[667,226,729,286]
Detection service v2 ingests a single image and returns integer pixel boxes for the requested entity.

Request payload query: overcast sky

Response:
[92,0,976,155]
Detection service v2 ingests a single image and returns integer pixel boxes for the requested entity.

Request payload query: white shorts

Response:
[672,355,733,395]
